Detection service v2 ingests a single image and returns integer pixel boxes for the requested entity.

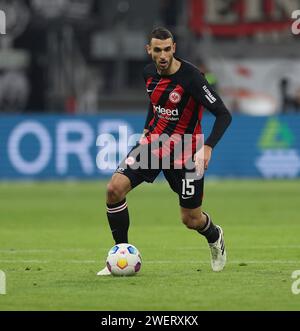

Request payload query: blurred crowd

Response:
[0,0,299,115]
[280,79,300,113]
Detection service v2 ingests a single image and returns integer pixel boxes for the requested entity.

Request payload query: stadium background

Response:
[1,0,300,180]
[0,0,300,311]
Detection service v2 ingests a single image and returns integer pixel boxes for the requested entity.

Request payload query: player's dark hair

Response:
[149,27,174,44]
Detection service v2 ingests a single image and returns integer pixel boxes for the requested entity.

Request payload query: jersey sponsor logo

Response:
[146,88,153,93]
[169,91,181,104]
[202,85,216,104]
[154,105,178,117]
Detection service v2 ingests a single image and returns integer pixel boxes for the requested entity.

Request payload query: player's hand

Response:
[194,145,212,176]
[203,145,212,170]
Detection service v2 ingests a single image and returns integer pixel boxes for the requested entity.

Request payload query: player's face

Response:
[147,38,176,72]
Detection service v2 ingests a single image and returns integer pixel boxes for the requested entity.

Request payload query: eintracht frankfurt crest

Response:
[169,91,181,104]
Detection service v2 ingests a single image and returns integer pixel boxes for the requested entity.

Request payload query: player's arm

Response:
[143,102,153,133]
[142,68,154,137]
[139,103,153,143]
[191,71,232,148]
[190,71,232,171]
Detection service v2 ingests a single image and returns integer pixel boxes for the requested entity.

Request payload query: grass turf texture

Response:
[0,180,299,311]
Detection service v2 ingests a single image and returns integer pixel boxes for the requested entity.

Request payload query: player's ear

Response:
[146,44,151,55]
[173,42,176,53]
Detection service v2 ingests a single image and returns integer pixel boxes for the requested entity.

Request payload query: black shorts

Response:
[115,144,204,209]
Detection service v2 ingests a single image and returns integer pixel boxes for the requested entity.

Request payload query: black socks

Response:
[106,199,129,244]
[106,200,218,245]
[198,211,219,243]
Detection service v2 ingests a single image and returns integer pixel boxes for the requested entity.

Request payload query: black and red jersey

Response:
[143,58,232,149]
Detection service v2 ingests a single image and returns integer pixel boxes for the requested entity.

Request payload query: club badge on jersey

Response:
[169,91,181,104]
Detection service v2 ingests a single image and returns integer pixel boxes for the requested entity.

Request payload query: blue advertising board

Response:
[0,114,300,180]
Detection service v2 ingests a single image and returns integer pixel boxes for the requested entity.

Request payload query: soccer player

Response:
[97,27,232,275]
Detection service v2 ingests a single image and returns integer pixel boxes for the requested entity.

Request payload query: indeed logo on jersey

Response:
[202,85,216,104]
[154,105,179,120]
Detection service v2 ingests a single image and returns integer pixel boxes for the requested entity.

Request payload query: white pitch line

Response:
[1,245,300,254]
[0,259,50,263]
[0,259,299,265]
[145,260,300,264]
[0,249,96,253]
[177,245,300,250]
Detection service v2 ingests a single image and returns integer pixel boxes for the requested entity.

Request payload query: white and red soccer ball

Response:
[106,243,142,276]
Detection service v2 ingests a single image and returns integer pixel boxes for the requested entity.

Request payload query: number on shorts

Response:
[182,179,195,196]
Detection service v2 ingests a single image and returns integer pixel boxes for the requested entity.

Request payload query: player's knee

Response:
[106,181,126,203]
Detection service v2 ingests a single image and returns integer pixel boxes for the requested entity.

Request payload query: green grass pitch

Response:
[0,180,299,311]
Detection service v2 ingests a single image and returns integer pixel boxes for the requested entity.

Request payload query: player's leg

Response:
[98,144,161,276]
[180,206,226,272]
[106,172,133,245]
[180,203,220,248]
[163,169,226,271]
[180,206,218,242]
[105,142,152,246]
[97,172,133,276]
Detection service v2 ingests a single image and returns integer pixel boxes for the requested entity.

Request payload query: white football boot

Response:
[96,266,111,276]
[209,225,226,272]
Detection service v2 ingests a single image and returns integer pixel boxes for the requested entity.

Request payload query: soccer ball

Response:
[106,243,142,276]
